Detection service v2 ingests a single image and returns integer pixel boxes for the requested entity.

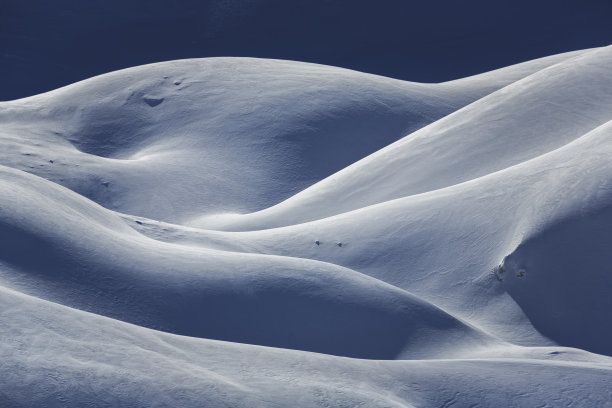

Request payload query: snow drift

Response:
[1,46,612,406]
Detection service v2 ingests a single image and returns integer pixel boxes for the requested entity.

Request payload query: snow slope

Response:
[0,165,501,360]
[0,50,586,223]
[4,0,612,101]
[2,286,611,407]
[1,47,612,406]
[194,46,612,230]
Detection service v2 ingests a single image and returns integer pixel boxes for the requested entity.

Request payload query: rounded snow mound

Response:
[0,52,584,223]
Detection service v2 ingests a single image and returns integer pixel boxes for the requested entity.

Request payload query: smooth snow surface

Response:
[1,48,612,407]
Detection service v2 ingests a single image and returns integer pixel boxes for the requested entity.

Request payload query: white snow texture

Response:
[1,47,612,407]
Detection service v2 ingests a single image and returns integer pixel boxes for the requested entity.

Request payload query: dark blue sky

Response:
[2,0,611,100]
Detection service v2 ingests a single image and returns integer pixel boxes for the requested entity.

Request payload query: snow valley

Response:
[1,47,612,407]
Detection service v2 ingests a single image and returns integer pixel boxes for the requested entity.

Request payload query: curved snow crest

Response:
[0,165,503,360]
[145,117,612,351]
[0,50,588,224]
[194,46,612,230]
[2,47,612,405]
[2,286,611,407]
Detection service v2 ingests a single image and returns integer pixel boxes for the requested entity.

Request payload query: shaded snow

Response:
[1,47,612,406]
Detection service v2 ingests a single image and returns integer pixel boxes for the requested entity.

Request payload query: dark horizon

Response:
[2,0,611,100]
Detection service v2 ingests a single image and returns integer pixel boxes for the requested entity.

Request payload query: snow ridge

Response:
[1,47,612,407]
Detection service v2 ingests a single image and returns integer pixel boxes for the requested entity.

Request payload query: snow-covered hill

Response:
[0,50,587,223]
[4,0,612,101]
[1,47,612,406]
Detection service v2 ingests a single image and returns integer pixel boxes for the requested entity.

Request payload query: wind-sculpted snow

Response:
[2,286,610,408]
[0,166,500,360]
[195,47,612,230]
[1,47,612,406]
[0,51,586,224]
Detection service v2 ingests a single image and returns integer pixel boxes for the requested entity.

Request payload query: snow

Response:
[0,51,587,224]
[193,47,612,230]
[1,47,612,406]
